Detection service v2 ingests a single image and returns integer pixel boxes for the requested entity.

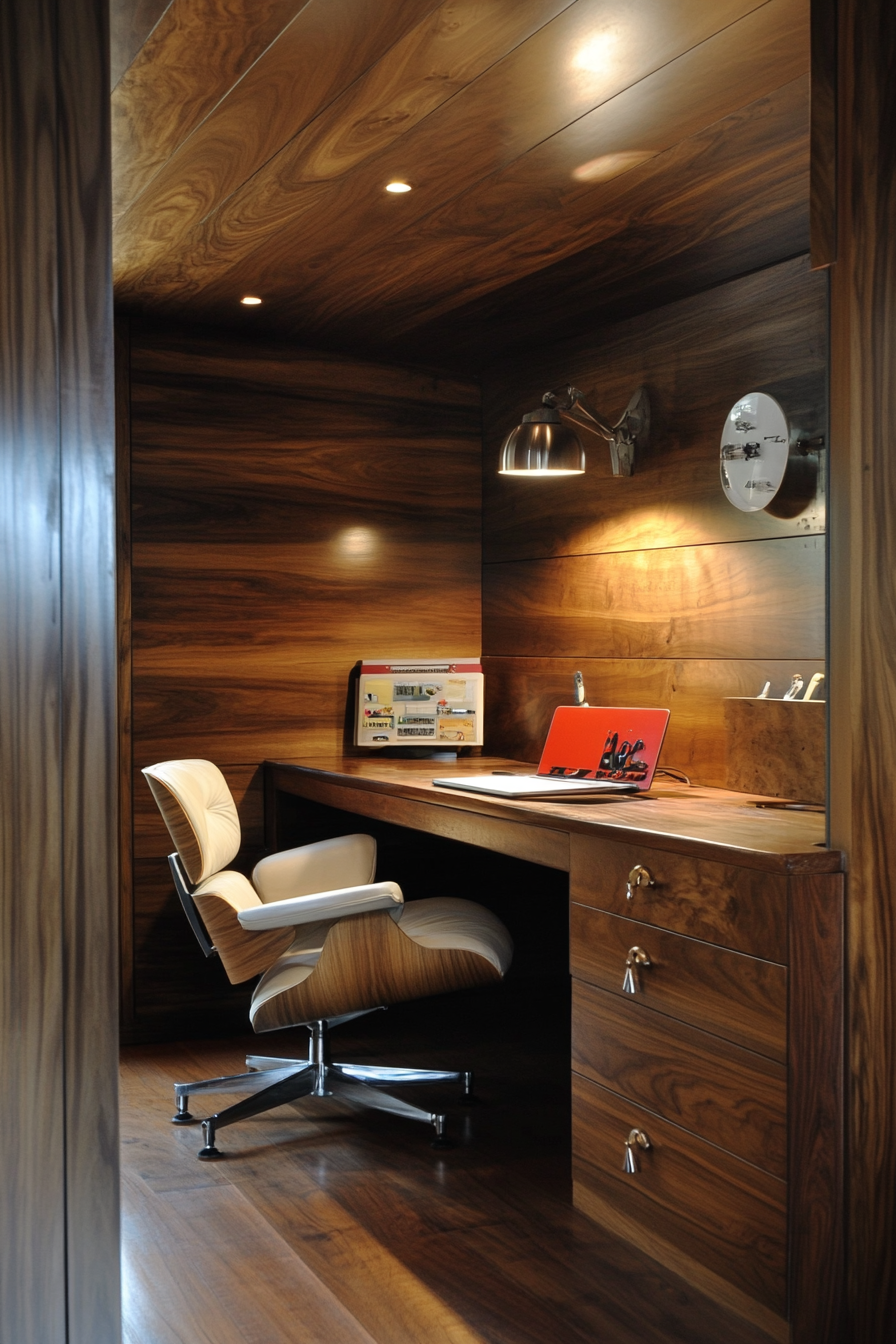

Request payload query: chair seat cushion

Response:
[396,898,513,975]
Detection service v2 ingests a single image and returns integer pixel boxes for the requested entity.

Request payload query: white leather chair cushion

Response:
[143,759,241,882]
[192,868,260,912]
[252,834,376,903]
[397,898,513,976]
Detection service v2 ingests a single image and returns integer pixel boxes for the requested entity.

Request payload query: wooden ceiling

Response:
[111,0,810,360]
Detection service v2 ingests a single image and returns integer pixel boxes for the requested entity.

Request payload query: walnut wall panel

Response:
[484,538,824,661]
[482,256,827,790]
[122,324,481,1039]
[2,0,119,1339]
[827,0,896,1336]
[485,657,826,788]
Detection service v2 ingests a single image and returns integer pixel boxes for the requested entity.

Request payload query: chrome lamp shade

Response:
[498,385,649,477]
[499,408,586,475]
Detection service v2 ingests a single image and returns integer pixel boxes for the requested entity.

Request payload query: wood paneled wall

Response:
[1,0,119,1340]
[119,323,481,1039]
[481,255,827,789]
[827,0,896,1336]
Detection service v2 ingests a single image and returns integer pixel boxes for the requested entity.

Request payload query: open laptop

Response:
[433,705,671,799]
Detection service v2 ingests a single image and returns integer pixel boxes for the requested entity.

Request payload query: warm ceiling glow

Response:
[385,181,412,193]
[240,295,262,305]
[571,149,656,183]
[572,31,620,74]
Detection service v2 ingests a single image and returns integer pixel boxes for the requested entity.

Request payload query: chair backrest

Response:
[142,759,293,984]
[142,758,241,884]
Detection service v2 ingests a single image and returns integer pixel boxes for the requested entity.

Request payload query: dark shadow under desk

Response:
[265,756,846,1344]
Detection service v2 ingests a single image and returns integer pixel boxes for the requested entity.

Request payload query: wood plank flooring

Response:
[121,982,783,1343]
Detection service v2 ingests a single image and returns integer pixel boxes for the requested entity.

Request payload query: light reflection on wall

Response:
[334,526,378,561]
[571,149,656,183]
[564,503,720,558]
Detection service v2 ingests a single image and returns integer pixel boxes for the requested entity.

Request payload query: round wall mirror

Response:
[719,392,791,512]
[719,391,819,517]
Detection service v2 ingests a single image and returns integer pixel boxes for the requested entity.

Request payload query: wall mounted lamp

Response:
[499,384,649,477]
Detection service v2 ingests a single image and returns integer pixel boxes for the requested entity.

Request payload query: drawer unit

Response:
[570,902,787,1062]
[572,979,787,1176]
[565,834,836,1337]
[572,1073,788,1317]
[569,832,787,961]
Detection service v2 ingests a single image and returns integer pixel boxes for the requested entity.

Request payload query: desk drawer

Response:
[570,903,786,1062]
[572,1073,788,1316]
[569,833,787,962]
[572,980,786,1176]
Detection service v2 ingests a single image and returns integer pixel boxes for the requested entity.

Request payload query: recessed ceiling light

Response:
[385,181,412,194]
[240,295,262,306]
[573,31,620,74]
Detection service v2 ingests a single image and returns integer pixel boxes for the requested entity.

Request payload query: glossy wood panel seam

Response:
[481,533,823,564]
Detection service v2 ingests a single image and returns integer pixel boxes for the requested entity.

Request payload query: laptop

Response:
[433,705,671,799]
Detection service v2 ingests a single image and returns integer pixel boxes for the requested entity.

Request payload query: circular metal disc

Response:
[719,392,790,512]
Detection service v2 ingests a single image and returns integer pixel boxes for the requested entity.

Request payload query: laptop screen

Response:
[536,706,670,789]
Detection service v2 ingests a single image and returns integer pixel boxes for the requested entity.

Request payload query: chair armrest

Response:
[252,833,376,903]
[237,880,403,930]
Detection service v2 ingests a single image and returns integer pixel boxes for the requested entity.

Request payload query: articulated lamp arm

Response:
[543,385,650,477]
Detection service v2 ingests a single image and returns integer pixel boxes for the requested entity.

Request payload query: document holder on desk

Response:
[357,659,484,748]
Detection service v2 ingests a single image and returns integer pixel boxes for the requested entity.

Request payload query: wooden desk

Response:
[266,756,844,1344]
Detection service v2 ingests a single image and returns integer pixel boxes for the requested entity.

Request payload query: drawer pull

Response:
[623,1127,652,1173]
[622,945,651,994]
[626,863,655,901]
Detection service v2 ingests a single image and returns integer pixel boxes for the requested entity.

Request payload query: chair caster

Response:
[197,1121,223,1159]
[430,1114,453,1149]
[172,1094,196,1124]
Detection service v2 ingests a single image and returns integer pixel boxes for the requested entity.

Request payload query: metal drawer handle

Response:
[626,864,655,900]
[623,1127,651,1173]
[622,946,651,994]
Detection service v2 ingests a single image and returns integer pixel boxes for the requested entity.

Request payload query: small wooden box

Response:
[723,698,826,804]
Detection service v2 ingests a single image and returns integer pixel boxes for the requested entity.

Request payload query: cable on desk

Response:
[654,767,692,786]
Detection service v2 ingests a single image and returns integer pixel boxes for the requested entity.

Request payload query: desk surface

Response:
[267,755,841,876]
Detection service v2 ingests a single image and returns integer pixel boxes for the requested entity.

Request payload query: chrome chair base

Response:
[171,1018,474,1158]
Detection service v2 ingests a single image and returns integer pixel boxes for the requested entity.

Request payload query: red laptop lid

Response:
[536,706,670,789]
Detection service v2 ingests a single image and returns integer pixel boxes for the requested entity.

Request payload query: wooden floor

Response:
[121,980,782,1344]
